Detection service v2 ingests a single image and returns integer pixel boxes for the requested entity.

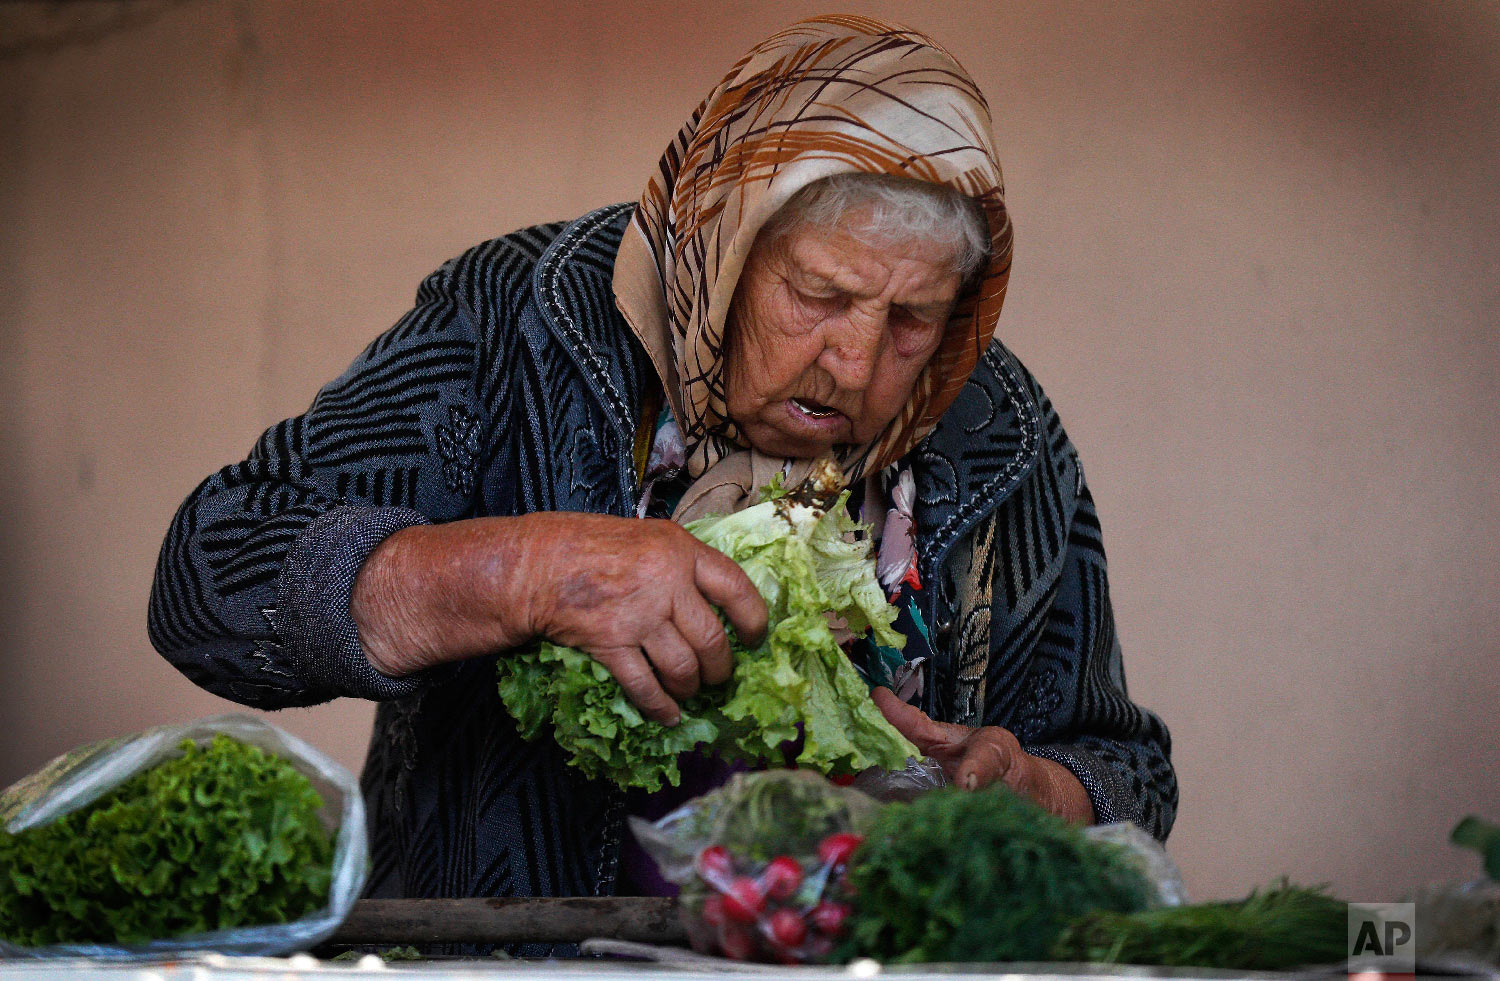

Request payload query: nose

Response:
[816,309,886,392]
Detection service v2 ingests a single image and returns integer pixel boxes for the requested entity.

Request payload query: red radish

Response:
[696,845,733,884]
[718,921,755,961]
[809,900,850,935]
[817,832,864,867]
[721,876,766,922]
[760,855,803,901]
[765,907,808,947]
[700,893,727,927]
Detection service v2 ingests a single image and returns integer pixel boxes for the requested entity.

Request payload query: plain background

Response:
[2,0,1497,904]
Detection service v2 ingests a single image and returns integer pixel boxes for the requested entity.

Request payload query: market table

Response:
[0,954,1379,980]
[5,901,1496,978]
[5,895,1497,979]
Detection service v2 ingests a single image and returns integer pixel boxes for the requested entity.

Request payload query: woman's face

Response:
[725,213,963,459]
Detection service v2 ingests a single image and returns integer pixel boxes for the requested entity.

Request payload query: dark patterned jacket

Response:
[149,204,1177,941]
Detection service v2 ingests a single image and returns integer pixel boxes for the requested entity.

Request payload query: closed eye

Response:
[894,304,948,327]
[891,308,945,356]
[798,286,844,303]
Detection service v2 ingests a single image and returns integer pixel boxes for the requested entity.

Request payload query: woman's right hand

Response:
[350,513,768,725]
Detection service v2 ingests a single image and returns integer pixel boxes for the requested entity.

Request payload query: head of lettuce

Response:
[497,462,919,791]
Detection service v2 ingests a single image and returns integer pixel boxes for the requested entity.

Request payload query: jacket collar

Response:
[533,203,1043,561]
[532,203,647,441]
[912,341,1043,571]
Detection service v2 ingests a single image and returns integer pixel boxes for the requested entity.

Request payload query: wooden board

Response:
[328,897,689,946]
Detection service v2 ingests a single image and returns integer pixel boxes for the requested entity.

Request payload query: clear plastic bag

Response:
[850,755,947,802]
[1410,878,1500,967]
[0,713,368,959]
[1083,821,1188,907]
[630,769,877,964]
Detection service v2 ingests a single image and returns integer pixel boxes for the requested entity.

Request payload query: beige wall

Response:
[2,0,1497,905]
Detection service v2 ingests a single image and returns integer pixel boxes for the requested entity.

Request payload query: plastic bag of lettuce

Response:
[0,714,367,959]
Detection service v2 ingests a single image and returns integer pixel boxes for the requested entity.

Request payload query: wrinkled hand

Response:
[524,514,767,726]
[871,687,1095,823]
[351,513,767,727]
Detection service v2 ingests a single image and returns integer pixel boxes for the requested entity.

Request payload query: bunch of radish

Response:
[683,832,863,963]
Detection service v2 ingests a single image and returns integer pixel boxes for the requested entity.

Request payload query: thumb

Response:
[871,686,967,754]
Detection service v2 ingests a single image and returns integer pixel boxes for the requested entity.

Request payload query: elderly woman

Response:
[150,15,1175,940]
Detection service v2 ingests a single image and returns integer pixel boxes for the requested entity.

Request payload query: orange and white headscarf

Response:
[612,15,1013,521]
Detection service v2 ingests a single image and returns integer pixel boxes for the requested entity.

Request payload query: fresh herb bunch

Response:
[843,784,1152,963]
[0,735,333,947]
[1050,880,1348,969]
[497,462,918,791]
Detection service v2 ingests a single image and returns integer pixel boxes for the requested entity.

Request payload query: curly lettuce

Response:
[496,466,919,791]
[0,735,332,947]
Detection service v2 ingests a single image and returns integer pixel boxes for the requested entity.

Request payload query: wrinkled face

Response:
[724,213,964,459]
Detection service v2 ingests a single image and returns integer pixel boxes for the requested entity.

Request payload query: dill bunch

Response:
[844,785,1153,963]
[1051,880,1348,970]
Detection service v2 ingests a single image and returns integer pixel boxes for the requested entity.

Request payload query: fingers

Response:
[673,594,734,687]
[870,689,1031,795]
[596,647,680,727]
[642,623,701,702]
[692,546,769,646]
[871,686,967,754]
[954,727,1025,792]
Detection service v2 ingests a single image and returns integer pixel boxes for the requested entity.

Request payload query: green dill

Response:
[844,785,1152,963]
[1050,880,1348,969]
[0,735,333,947]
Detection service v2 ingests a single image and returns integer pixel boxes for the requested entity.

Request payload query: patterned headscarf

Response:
[612,14,1013,520]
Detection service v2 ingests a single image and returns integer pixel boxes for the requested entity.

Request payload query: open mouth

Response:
[790,397,840,419]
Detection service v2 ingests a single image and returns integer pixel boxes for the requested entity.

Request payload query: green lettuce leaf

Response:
[0,736,332,947]
[496,481,920,791]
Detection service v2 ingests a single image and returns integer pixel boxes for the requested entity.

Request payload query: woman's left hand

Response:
[871,687,1095,824]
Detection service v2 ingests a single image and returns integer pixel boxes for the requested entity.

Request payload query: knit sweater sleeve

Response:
[1006,465,1179,842]
[147,237,538,708]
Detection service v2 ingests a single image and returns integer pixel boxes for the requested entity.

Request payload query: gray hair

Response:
[761,173,991,282]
